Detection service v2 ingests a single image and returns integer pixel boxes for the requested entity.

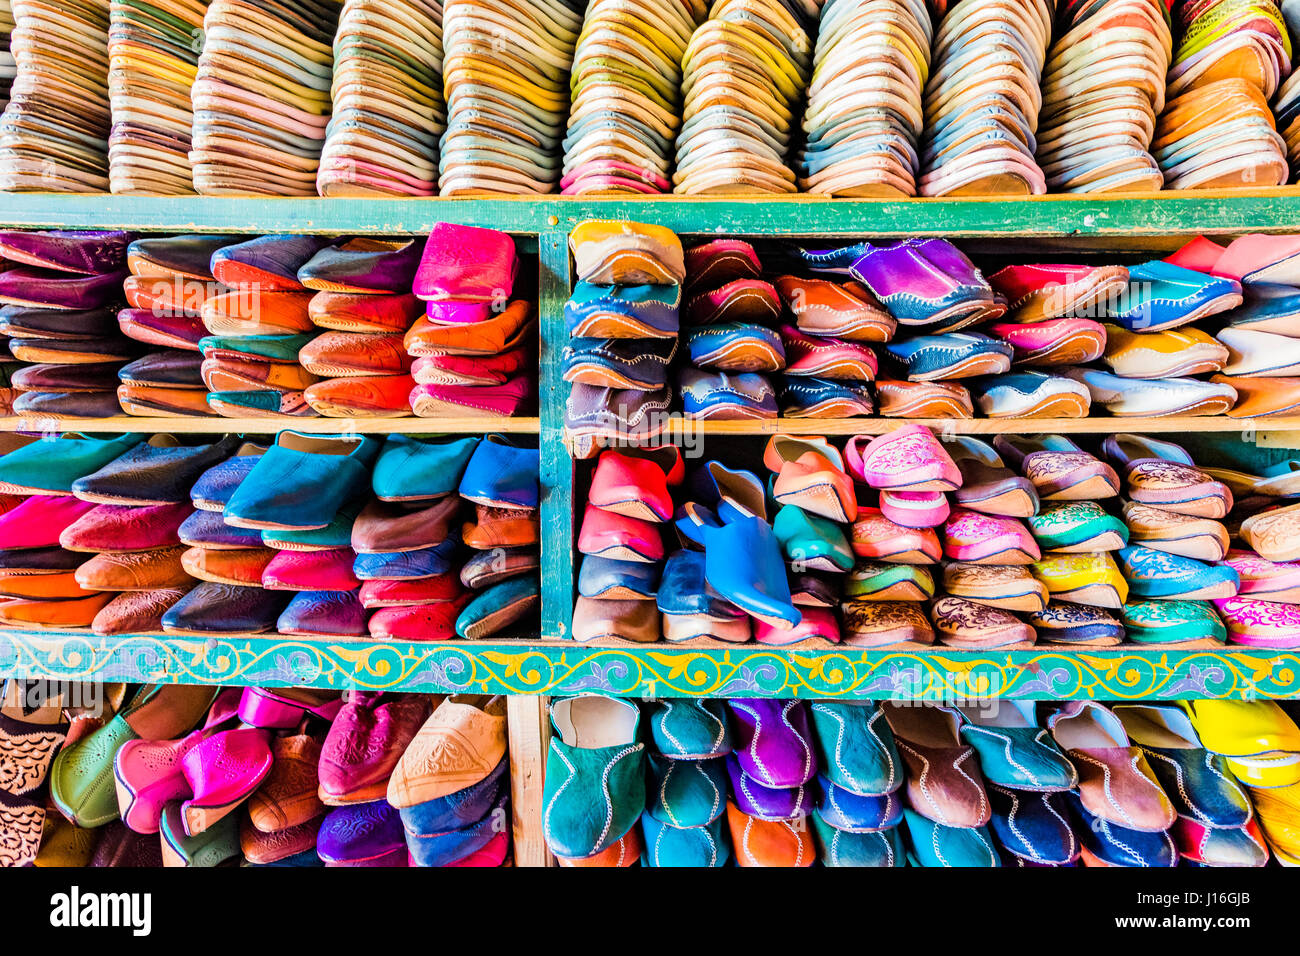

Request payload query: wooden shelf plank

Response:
[9,189,1300,237]
[0,629,1294,700]
[0,415,540,434]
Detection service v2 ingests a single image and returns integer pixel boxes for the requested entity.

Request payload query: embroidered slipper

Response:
[850,508,942,564]
[1026,602,1125,647]
[1031,552,1129,608]
[1241,502,1300,562]
[1223,549,1300,603]
[1122,501,1229,562]
[1117,545,1240,601]
[993,434,1120,501]
[942,508,1041,564]
[840,600,936,648]
[941,562,1049,613]
[1214,596,1300,649]
[1028,501,1129,553]
[1102,434,1233,519]
[846,424,961,491]
[844,561,935,602]
[931,597,1036,650]
[1121,599,1227,646]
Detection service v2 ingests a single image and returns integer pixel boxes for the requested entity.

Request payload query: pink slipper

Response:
[846,424,961,491]
[943,509,1041,564]
[1222,549,1300,603]
[1214,596,1300,649]
[754,605,840,645]
[879,489,950,529]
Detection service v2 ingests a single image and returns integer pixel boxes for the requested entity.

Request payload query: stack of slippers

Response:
[0,0,111,192]
[361,433,541,642]
[316,691,432,866]
[406,223,536,419]
[0,433,142,629]
[385,695,512,867]
[560,0,704,195]
[1154,78,1286,190]
[1159,231,1300,417]
[166,431,383,638]
[197,233,329,419]
[562,219,680,457]
[106,0,206,195]
[296,236,421,417]
[1276,63,1300,176]
[982,261,1116,416]
[358,434,473,642]
[0,229,135,420]
[678,236,784,423]
[673,0,816,195]
[438,0,581,195]
[64,435,243,635]
[0,0,14,112]
[572,443,681,644]
[1034,0,1170,193]
[797,0,931,197]
[452,437,541,641]
[771,269,895,418]
[118,234,238,417]
[789,237,1003,418]
[1168,0,1290,102]
[191,0,341,196]
[917,0,1050,197]
[318,0,445,197]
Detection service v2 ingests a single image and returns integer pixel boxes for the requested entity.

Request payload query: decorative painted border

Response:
[1,631,1296,699]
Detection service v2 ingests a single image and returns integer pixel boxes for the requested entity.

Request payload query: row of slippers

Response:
[571,426,1300,648]
[4,682,511,867]
[562,224,1300,449]
[0,223,536,419]
[0,430,540,640]
[0,0,1295,194]
[540,694,1300,866]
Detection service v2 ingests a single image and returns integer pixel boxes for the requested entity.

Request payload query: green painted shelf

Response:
[3,193,1300,700]
[0,630,1296,700]
[5,189,1300,237]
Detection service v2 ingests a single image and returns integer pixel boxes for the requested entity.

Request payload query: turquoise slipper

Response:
[1118,546,1240,601]
[1028,501,1129,553]
[1120,600,1228,644]
[647,754,726,828]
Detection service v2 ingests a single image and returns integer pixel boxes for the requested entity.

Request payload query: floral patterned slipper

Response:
[931,597,1036,650]
[942,509,1041,564]
[1031,552,1129,608]
[1028,501,1129,553]
[942,562,1049,613]
[1122,501,1230,561]
[840,600,936,648]
[1121,599,1227,646]
[1214,597,1300,649]
[850,508,942,564]
[1027,603,1125,647]
[1223,549,1300,603]
[1102,434,1233,519]
[1117,546,1240,601]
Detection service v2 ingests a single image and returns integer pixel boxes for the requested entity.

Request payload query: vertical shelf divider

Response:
[538,227,575,640]
[506,694,554,867]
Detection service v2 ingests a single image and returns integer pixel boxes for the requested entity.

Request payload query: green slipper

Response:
[648,699,733,760]
[773,505,853,572]
[845,560,935,601]
[813,815,906,867]
[1121,599,1227,645]
[160,802,241,867]
[1028,501,1129,553]
[647,753,726,828]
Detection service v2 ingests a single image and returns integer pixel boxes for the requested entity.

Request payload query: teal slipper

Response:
[773,505,854,572]
[1118,546,1240,600]
[649,699,733,760]
[641,814,730,867]
[1121,600,1228,644]
[1028,501,1129,553]
[647,753,726,828]
[808,701,902,796]
[813,816,906,867]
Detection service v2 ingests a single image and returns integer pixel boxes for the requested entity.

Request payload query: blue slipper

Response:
[816,776,904,832]
[1117,546,1240,601]
[988,785,1080,866]
[640,814,730,867]
[813,816,906,867]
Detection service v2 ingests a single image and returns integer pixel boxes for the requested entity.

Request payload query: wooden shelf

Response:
[9,189,1300,238]
[0,628,1295,700]
[0,415,541,434]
